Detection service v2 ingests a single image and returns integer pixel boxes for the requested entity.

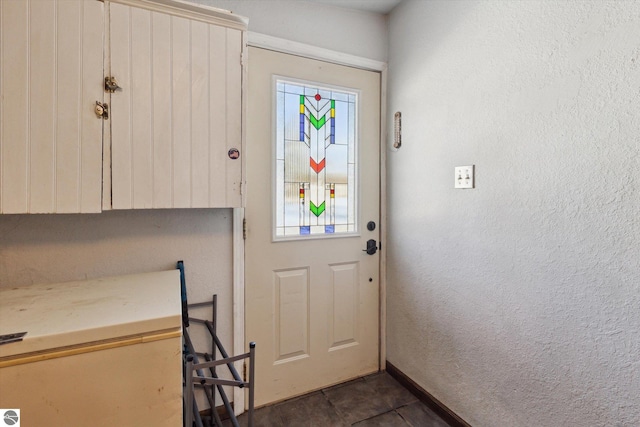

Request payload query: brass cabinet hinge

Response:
[104,76,122,93]
[243,218,247,240]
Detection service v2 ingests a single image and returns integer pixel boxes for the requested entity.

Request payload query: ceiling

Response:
[303,0,403,14]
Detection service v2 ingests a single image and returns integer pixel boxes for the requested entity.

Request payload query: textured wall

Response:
[193,0,389,62]
[386,1,640,426]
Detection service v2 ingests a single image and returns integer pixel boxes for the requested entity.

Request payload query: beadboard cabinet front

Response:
[0,0,104,214]
[108,2,244,209]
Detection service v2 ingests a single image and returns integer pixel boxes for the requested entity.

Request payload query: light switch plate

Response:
[455,165,474,189]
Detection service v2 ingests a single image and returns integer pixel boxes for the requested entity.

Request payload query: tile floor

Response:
[221,372,451,427]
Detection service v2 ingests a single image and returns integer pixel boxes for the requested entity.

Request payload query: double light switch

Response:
[454,165,475,189]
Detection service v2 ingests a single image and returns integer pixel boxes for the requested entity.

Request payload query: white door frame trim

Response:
[232,207,246,413]
[247,32,386,72]
[233,32,388,411]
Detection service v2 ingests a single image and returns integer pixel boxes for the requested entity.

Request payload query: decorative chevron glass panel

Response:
[275,80,358,239]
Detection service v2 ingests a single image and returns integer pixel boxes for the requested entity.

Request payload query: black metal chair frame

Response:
[178,261,255,427]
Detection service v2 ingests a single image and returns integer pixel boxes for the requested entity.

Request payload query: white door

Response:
[246,47,381,406]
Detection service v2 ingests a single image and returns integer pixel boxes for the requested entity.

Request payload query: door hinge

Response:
[243,362,247,382]
[241,52,246,67]
[243,218,247,240]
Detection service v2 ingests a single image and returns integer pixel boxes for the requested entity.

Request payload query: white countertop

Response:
[0,270,182,358]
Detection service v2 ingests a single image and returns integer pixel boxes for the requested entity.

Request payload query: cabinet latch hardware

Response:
[95,101,109,119]
[104,76,122,93]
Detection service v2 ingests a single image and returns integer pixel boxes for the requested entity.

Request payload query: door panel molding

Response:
[273,267,310,362]
[329,262,360,349]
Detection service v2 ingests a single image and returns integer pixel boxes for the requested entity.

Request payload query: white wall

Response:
[386,1,640,426]
[193,0,389,62]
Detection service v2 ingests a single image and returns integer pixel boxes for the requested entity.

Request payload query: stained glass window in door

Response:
[275,80,358,238]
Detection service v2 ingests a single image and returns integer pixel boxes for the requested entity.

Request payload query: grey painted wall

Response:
[386,1,640,426]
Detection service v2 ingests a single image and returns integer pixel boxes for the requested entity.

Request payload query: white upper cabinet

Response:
[0,0,246,213]
[0,0,104,213]
[108,0,245,209]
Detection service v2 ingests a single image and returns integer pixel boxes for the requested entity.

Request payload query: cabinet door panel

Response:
[130,7,153,208]
[56,0,84,213]
[1,0,29,213]
[222,28,243,208]
[109,3,133,208]
[151,12,173,208]
[79,0,105,213]
[110,2,243,209]
[0,0,103,214]
[29,1,56,213]
[190,20,210,208]
[170,15,192,208]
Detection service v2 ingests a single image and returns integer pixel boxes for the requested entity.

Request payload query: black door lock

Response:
[363,239,378,255]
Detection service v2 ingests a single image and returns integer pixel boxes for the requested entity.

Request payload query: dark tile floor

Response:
[222,372,451,427]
